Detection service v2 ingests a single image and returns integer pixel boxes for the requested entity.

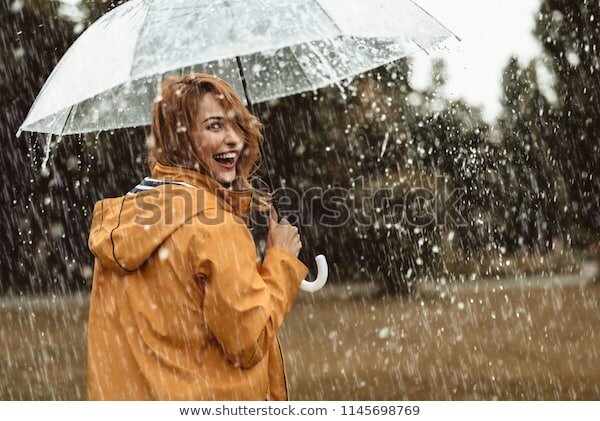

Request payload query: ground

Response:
[1,279,599,400]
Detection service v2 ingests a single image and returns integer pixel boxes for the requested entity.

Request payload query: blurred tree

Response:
[497,57,568,253]
[1,0,78,294]
[0,0,143,294]
[256,60,440,295]
[535,0,600,247]
[260,58,495,294]
[7,0,575,296]
[414,60,500,280]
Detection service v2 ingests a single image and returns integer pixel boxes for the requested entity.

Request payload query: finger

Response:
[280,217,291,225]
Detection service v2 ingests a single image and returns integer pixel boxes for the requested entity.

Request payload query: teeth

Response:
[214,152,236,160]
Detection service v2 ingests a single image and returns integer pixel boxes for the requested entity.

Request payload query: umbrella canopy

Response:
[18,0,456,136]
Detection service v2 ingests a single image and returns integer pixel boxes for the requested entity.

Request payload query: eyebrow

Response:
[202,116,224,123]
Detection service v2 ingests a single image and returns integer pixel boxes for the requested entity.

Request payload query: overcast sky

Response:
[411,0,543,122]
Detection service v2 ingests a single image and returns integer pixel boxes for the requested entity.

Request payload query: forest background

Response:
[1,0,598,295]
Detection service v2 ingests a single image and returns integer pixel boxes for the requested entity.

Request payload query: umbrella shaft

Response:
[236,56,255,115]
[236,56,275,189]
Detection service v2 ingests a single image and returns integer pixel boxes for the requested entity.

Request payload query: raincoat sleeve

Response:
[191,210,309,369]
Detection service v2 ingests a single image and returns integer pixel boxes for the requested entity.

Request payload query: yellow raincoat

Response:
[87,162,308,400]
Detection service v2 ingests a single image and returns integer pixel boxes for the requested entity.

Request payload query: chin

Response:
[217,174,236,185]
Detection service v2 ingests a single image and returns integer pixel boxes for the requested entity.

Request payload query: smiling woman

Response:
[86,73,307,400]
[149,74,264,192]
[194,94,246,186]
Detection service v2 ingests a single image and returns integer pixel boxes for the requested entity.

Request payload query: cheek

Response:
[197,145,212,161]
[196,135,218,162]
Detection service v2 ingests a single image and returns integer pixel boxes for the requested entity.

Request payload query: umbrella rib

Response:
[287,45,316,91]
[146,9,215,22]
[144,1,223,27]
[129,0,155,79]
[413,40,430,56]
[408,0,461,41]
[59,105,75,136]
[312,0,344,37]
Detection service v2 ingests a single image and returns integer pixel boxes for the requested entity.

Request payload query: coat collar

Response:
[150,161,254,219]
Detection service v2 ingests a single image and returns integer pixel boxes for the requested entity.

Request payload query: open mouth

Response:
[213,152,237,169]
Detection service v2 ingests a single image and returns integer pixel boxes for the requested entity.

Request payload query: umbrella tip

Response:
[16,128,22,138]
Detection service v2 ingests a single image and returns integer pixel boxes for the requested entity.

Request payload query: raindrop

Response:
[10,0,23,13]
[80,266,93,280]
[13,47,24,59]
[252,63,264,75]
[378,327,390,339]
[158,248,170,260]
[49,223,64,239]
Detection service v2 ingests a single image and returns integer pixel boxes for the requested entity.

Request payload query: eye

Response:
[207,122,222,130]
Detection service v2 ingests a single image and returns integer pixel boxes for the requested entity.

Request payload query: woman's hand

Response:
[267,207,302,258]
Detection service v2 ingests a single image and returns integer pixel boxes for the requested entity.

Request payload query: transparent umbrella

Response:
[18,0,457,291]
[18,0,456,136]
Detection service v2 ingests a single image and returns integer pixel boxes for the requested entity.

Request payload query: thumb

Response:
[279,217,291,225]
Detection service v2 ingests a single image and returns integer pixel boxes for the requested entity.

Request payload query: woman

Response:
[87,73,308,400]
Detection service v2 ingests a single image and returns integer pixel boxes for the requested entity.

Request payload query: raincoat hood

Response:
[88,162,254,272]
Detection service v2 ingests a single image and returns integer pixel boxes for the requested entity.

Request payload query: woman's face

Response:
[194,92,245,185]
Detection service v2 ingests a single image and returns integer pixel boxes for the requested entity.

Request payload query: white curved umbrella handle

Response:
[299,254,328,292]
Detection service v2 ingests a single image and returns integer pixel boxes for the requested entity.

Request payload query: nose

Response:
[224,125,243,147]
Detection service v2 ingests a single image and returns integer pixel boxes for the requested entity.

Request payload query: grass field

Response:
[1,280,599,400]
